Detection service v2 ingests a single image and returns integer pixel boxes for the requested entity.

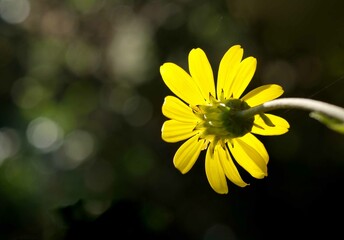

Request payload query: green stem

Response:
[237,98,344,122]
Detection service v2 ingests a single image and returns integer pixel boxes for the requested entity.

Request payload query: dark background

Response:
[0,0,344,239]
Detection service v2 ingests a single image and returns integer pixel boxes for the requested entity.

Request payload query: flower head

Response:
[160,45,289,194]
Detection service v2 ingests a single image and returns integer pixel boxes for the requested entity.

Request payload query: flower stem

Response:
[238,98,344,122]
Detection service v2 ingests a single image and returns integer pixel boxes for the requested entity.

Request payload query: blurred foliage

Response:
[310,112,344,134]
[0,0,344,239]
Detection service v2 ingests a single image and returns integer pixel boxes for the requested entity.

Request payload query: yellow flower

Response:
[160,45,290,194]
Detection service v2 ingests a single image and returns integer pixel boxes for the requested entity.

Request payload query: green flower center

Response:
[194,97,254,140]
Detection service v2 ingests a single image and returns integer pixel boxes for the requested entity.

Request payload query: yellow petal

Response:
[239,133,269,164]
[188,48,216,103]
[173,134,204,174]
[160,63,206,105]
[228,134,268,179]
[162,96,198,122]
[217,145,248,187]
[230,56,257,99]
[161,120,199,143]
[252,114,290,136]
[241,84,284,107]
[205,144,228,194]
[217,45,243,100]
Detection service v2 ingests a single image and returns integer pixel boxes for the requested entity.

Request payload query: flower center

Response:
[194,97,254,140]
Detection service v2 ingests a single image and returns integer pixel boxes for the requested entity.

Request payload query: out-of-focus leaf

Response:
[310,112,344,134]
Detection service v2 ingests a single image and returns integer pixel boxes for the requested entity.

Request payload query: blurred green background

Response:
[0,0,344,239]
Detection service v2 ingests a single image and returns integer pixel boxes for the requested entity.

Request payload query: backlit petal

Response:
[205,144,228,194]
[241,84,284,107]
[173,134,204,174]
[217,145,248,187]
[217,45,243,100]
[189,48,216,103]
[230,57,257,99]
[239,133,269,164]
[252,114,290,136]
[228,134,268,179]
[161,120,199,143]
[160,63,206,105]
[162,96,199,122]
